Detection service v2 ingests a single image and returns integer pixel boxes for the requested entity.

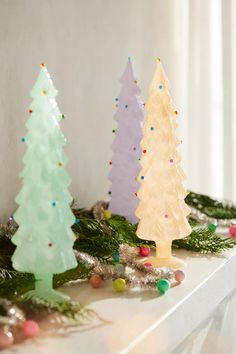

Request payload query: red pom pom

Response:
[89,274,103,288]
[174,270,185,283]
[143,262,153,267]
[139,247,151,257]
[22,320,39,338]
[229,225,236,237]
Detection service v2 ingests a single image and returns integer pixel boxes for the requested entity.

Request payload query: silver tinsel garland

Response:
[75,245,175,290]
[0,299,25,327]
[190,206,236,227]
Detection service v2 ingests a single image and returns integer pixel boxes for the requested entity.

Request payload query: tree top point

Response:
[156,57,161,62]
[39,63,46,68]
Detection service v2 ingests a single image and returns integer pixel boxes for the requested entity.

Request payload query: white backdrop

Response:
[0,0,235,221]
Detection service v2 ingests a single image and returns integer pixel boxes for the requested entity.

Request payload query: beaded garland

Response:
[76,245,184,294]
[0,299,39,349]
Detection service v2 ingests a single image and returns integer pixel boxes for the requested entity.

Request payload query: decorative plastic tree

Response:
[135,58,191,268]
[108,58,144,223]
[11,64,77,301]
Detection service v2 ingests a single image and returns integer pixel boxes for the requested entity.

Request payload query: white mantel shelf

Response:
[11,248,236,354]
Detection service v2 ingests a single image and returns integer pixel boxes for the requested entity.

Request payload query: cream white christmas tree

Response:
[135,58,191,268]
[11,64,77,301]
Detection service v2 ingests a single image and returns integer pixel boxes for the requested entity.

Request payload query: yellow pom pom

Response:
[103,210,111,220]
[186,191,190,196]
[157,57,161,62]
[113,278,126,292]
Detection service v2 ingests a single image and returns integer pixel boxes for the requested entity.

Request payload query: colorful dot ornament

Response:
[22,320,39,338]
[208,223,217,232]
[157,279,170,294]
[89,274,103,288]
[139,247,151,257]
[112,250,120,263]
[229,225,236,237]
[103,210,112,220]
[113,278,126,292]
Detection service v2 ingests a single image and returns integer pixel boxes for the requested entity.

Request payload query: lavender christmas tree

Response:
[108,58,144,224]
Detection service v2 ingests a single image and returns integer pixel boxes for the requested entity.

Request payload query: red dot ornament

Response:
[229,225,236,238]
[139,247,151,257]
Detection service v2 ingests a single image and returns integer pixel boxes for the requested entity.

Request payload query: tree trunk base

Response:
[144,255,186,269]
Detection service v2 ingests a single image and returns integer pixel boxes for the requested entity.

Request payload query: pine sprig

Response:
[107,215,154,248]
[0,229,16,269]
[0,263,92,300]
[173,227,236,253]
[0,272,33,299]
[73,217,120,263]
[18,297,104,327]
[186,192,236,219]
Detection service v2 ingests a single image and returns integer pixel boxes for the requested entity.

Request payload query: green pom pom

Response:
[208,223,217,232]
[113,278,126,292]
[157,279,170,294]
[112,250,120,263]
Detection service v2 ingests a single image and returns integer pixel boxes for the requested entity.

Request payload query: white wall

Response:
[0,0,227,222]
[0,0,191,221]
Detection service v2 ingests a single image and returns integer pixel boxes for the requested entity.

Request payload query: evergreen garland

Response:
[0,191,235,320]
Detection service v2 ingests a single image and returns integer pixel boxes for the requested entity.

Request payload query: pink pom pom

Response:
[89,274,103,288]
[229,225,236,238]
[22,320,39,338]
[143,262,153,268]
[174,270,185,283]
[0,330,13,349]
[139,247,151,257]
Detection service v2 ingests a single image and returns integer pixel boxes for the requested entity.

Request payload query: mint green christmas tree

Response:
[11,64,77,301]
